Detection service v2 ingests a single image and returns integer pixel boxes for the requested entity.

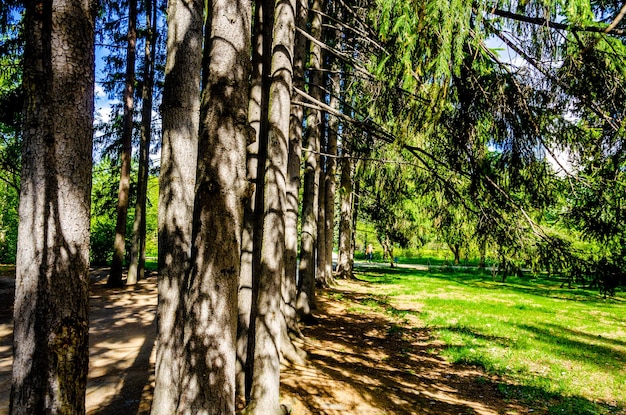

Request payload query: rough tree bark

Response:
[109,0,138,287]
[151,0,202,412]
[246,0,296,411]
[297,0,324,322]
[10,0,96,412]
[237,0,273,402]
[282,0,308,343]
[316,136,327,286]
[177,0,251,410]
[322,45,340,286]
[128,0,156,285]
[336,135,354,279]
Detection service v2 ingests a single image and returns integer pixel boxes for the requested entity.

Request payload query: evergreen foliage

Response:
[0,4,21,264]
[352,0,626,294]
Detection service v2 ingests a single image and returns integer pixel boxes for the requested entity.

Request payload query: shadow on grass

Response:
[515,322,626,367]
[497,383,623,415]
[282,286,528,415]
[354,264,626,304]
[331,278,625,415]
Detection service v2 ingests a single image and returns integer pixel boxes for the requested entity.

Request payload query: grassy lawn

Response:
[144,258,158,271]
[353,265,626,415]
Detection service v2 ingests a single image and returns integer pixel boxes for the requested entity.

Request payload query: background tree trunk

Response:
[109,0,138,287]
[128,0,156,285]
[297,0,324,321]
[350,161,362,266]
[317,135,328,285]
[336,135,354,279]
[479,239,487,269]
[448,243,460,266]
[323,51,340,285]
[10,0,95,412]
[280,21,306,364]
[151,0,202,412]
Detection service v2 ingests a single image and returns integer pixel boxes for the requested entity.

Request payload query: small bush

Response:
[90,221,114,265]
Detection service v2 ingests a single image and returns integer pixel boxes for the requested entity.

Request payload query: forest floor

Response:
[0,265,535,415]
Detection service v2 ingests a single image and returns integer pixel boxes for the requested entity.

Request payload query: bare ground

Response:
[0,266,537,414]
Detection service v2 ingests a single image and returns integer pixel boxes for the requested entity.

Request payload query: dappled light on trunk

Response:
[152,0,202,411]
[10,0,95,412]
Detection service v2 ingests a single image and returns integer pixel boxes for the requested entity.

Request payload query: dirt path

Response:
[281,281,529,415]
[0,267,531,414]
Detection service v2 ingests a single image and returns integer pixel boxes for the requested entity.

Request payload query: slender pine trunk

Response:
[336,134,354,279]
[109,0,138,287]
[238,0,274,402]
[350,160,362,267]
[297,0,324,321]
[323,49,340,285]
[317,130,327,285]
[281,0,308,343]
[128,0,156,285]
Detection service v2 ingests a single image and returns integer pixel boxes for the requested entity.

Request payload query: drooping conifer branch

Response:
[296,26,371,77]
[488,7,626,36]
[486,21,622,133]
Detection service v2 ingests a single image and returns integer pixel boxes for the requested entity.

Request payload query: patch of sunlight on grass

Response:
[353,265,626,414]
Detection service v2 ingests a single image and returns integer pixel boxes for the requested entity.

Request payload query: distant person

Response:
[366,243,373,262]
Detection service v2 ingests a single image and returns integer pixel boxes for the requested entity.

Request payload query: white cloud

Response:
[94,84,106,100]
[545,146,574,177]
[94,101,118,125]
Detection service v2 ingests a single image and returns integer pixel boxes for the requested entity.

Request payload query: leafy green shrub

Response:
[90,220,114,265]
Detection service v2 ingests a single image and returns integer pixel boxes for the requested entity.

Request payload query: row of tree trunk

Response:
[9,0,363,411]
[108,0,157,287]
[152,0,360,412]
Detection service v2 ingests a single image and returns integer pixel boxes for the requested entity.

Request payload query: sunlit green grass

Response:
[144,258,158,271]
[354,265,626,415]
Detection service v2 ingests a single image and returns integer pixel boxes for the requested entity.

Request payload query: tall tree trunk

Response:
[237,0,273,402]
[10,0,95,412]
[336,134,354,279]
[322,51,340,286]
[238,143,257,403]
[151,0,202,412]
[350,160,362,266]
[448,242,460,266]
[247,0,296,411]
[479,238,487,269]
[316,132,327,285]
[282,0,308,343]
[384,235,395,267]
[178,0,251,410]
[380,235,394,266]
[128,0,156,285]
[297,0,324,321]
[109,0,138,287]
